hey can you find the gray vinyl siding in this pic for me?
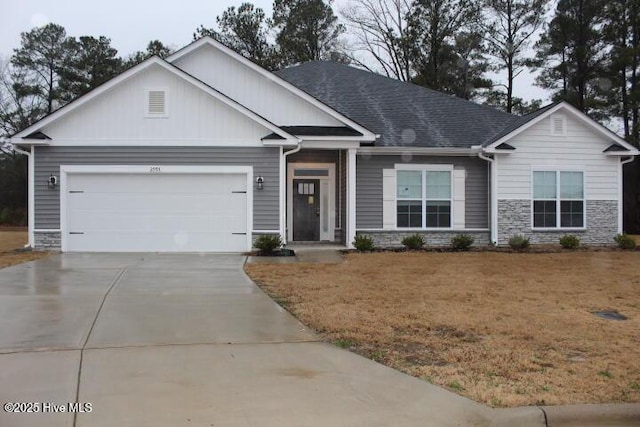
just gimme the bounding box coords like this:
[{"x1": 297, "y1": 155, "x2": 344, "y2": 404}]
[
  {"x1": 356, "y1": 155, "x2": 489, "y2": 229},
  {"x1": 34, "y1": 146, "x2": 280, "y2": 231}
]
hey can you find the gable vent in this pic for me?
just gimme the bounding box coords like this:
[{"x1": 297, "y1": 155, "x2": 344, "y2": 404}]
[
  {"x1": 147, "y1": 90, "x2": 166, "y2": 116},
  {"x1": 551, "y1": 114, "x2": 566, "y2": 136}
]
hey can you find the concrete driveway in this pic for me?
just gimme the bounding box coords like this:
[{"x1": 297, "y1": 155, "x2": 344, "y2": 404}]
[{"x1": 0, "y1": 254, "x2": 513, "y2": 427}]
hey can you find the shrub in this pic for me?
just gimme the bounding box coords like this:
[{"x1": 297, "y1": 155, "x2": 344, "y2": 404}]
[
  {"x1": 559, "y1": 234, "x2": 580, "y2": 249},
  {"x1": 401, "y1": 234, "x2": 425, "y2": 250},
  {"x1": 253, "y1": 234, "x2": 282, "y2": 254},
  {"x1": 353, "y1": 234, "x2": 375, "y2": 251},
  {"x1": 508, "y1": 234, "x2": 530, "y2": 250},
  {"x1": 451, "y1": 234, "x2": 474, "y2": 251},
  {"x1": 614, "y1": 233, "x2": 637, "y2": 250}
]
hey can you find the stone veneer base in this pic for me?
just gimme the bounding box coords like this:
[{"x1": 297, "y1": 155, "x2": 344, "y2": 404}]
[{"x1": 497, "y1": 199, "x2": 618, "y2": 246}]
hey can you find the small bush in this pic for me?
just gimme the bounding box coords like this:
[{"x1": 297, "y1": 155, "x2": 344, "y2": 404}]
[
  {"x1": 401, "y1": 234, "x2": 425, "y2": 250},
  {"x1": 559, "y1": 234, "x2": 580, "y2": 249},
  {"x1": 451, "y1": 234, "x2": 474, "y2": 251},
  {"x1": 614, "y1": 233, "x2": 637, "y2": 250},
  {"x1": 253, "y1": 234, "x2": 282, "y2": 254},
  {"x1": 508, "y1": 234, "x2": 530, "y2": 250},
  {"x1": 353, "y1": 234, "x2": 375, "y2": 251}
]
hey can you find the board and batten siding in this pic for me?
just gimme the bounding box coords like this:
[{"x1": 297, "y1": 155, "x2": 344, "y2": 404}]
[
  {"x1": 34, "y1": 146, "x2": 280, "y2": 231},
  {"x1": 41, "y1": 64, "x2": 272, "y2": 145},
  {"x1": 172, "y1": 44, "x2": 343, "y2": 128},
  {"x1": 496, "y1": 113, "x2": 620, "y2": 201},
  {"x1": 356, "y1": 155, "x2": 489, "y2": 229}
]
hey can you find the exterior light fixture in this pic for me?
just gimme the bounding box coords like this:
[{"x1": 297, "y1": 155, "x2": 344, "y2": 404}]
[
  {"x1": 256, "y1": 176, "x2": 264, "y2": 190},
  {"x1": 48, "y1": 175, "x2": 58, "y2": 189}
]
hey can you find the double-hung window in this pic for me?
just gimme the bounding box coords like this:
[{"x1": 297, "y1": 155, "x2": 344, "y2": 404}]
[
  {"x1": 397, "y1": 169, "x2": 452, "y2": 228},
  {"x1": 532, "y1": 171, "x2": 584, "y2": 229}
]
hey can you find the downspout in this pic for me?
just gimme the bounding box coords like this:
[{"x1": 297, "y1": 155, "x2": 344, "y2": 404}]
[
  {"x1": 281, "y1": 143, "x2": 302, "y2": 244},
  {"x1": 478, "y1": 151, "x2": 497, "y2": 245},
  {"x1": 11, "y1": 145, "x2": 33, "y2": 249},
  {"x1": 619, "y1": 156, "x2": 635, "y2": 233}
]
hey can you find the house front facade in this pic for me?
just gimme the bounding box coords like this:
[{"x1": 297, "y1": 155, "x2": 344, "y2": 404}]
[{"x1": 11, "y1": 37, "x2": 639, "y2": 252}]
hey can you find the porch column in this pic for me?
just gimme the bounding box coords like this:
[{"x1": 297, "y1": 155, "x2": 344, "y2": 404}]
[{"x1": 346, "y1": 148, "x2": 357, "y2": 248}]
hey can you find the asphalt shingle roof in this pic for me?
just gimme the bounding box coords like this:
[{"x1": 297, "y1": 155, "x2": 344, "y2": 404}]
[
  {"x1": 276, "y1": 61, "x2": 540, "y2": 148},
  {"x1": 263, "y1": 125, "x2": 362, "y2": 140}
]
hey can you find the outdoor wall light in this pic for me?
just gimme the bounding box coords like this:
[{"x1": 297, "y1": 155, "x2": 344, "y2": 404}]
[
  {"x1": 47, "y1": 175, "x2": 58, "y2": 189},
  {"x1": 256, "y1": 176, "x2": 264, "y2": 190}
]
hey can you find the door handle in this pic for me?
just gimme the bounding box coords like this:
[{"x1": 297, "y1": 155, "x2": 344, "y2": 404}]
[{"x1": 316, "y1": 208, "x2": 320, "y2": 216}]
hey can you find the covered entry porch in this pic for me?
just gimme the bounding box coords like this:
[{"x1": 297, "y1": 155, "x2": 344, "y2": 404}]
[{"x1": 283, "y1": 148, "x2": 356, "y2": 246}]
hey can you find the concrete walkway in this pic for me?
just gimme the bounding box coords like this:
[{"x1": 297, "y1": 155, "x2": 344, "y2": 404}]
[{"x1": 0, "y1": 254, "x2": 636, "y2": 426}]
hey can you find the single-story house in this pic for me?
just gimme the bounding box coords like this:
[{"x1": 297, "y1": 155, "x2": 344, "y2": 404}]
[{"x1": 11, "y1": 37, "x2": 639, "y2": 252}]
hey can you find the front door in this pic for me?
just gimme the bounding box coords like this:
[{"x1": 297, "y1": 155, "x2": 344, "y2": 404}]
[{"x1": 293, "y1": 179, "x2": 320, "y2": 241}]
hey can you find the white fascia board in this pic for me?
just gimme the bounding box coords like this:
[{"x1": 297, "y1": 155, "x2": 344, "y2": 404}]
[
  {"x1": 299, "y1": 140, "x2": 361, "y2": 149},
  {"x1": 482, "y1": 147, "x2": 516, "y2": 154},
  {"x1": 167, "y1": 37, "x2": 377, "y2": 141},
  {"x1": 605, "y1": 149, "x2": 640, "y2": 156},
  {"x1": 12, "y1": 56, "x2": 298, "y2": 145},
  {"x1": 263, "y1": 137, "x2": 365, "y2": 148},
  {"x1": 262, "y1": 141, "x2": 301, "y2": 147},
  {"x1": 487, "y1": 102, "x2": 638, "y2": 152},
  {"x1": 11, "y1": 140, "x2": 51, "y2": 147}
]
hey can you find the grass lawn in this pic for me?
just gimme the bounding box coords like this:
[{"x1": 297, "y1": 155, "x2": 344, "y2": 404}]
[
  {"x1": 245, "y1": 251, "x2": 640, "y2": 408},
  {"x1": 0, "y1": 229, "x2": 49, "y2": 268}
]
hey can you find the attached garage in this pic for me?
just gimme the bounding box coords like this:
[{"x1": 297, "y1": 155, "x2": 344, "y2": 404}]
[{"x1": 60, "y1": 165, "x2": 253, "y2": 252}]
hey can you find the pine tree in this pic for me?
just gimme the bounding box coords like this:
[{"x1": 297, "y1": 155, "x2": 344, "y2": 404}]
[{"x1": 533, "y1": 0, "x2": 608, "y2": 118}]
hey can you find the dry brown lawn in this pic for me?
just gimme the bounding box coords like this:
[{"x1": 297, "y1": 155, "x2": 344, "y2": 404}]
[
  {"x1": 246, "y1": 251, "x2": 640, "y2": 408},
  {"x1": 0, "y1": 229, "x2": 49, "y2": 268}
]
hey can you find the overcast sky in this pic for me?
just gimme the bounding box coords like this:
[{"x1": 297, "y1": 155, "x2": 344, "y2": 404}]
[{"x1": 0, "y1": 0, "x2": 549, "y2": 103}]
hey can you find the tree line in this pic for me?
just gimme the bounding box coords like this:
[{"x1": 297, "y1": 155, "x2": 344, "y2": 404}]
[{"x1": 1, "y1": 0, "x2": 639, "y2": 230}]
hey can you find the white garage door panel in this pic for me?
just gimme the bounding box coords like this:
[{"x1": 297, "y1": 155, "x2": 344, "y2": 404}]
[{"x1": 65, "y1": 172, "x2": 249, "y2": 252}]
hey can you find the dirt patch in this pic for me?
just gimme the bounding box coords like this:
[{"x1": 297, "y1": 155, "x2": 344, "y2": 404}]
[
  {"x1": 245, "y1": 251, "x2": 640, "y2": 407},
  {"x1": 0, "y1": 231, "x2": 50, "y2": 268}
]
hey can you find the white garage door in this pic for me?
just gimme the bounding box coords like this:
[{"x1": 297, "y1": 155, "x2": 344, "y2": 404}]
[{"x1": 64, "y1": 172, "x2": 249, "y2": 252}]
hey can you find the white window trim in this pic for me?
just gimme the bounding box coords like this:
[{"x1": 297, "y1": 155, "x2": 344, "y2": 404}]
[
  {"x1": 531, "y1": 168, "x2": 586, "y2": 231},
  {"x1": 145, "y1": 88, "x2": 169, "y2": 118},
  {"x1": 394, "y1": 164, "x2": 454, "y2": 230}
]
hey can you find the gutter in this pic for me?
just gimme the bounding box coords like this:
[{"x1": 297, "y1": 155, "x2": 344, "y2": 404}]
[
  {"x1": 281, "y1": 143, "x2": 303, "y2": 244},
  {"x1": 10, "y1": 145, "x2": 33, "y2": 248},
  {"x1": 477, "y1": 150, "x2": 497, "y2": 245},
  {"x1": 621, "y1": 156, "x2": 635, "y2": 166}
]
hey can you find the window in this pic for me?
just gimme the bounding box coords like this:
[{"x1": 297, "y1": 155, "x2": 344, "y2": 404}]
[
  {"x1": 532, "y1": 171, "x2": 584, "y2": 228},
  {"x1": 397, "y1": 169, "x2": 451, "y2": 228}
]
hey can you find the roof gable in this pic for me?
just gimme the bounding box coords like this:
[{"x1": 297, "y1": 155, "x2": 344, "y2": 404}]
[
  {"x1": 485, "y1": 102, "x2": 639, "y2": 154},
  {"x1": 167, "y1": 37, "x2": 376, "y2": 140},
  {"x1": 12, "y1": 56, "x2": 297, "y2": 145}
]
